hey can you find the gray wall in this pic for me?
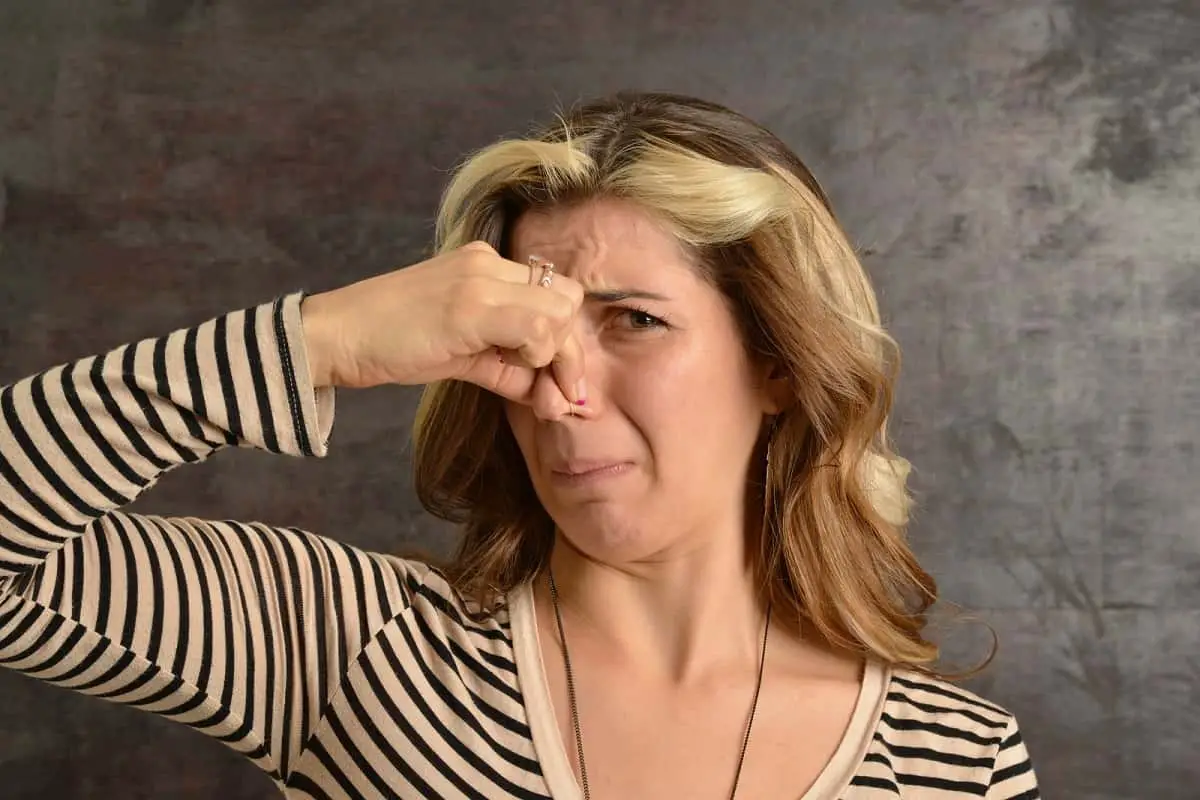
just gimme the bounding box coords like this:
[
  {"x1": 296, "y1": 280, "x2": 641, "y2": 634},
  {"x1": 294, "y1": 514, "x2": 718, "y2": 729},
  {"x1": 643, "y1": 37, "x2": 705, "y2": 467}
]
[{"x1": 1, "y1": 1, "x2": 1196, "y2": 797}]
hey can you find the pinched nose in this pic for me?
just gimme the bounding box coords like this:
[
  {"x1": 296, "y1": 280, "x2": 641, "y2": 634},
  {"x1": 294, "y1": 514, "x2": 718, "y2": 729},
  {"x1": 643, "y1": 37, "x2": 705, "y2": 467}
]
[{"x1": 528, "y1": 367, "x2": 600, "y2": 422}]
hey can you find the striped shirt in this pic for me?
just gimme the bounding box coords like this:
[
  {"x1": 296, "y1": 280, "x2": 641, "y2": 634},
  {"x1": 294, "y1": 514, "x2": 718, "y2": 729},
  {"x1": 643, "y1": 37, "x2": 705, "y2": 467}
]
[{"x1": 0, "y1": 293, "x2": 1040, "y2": 799}]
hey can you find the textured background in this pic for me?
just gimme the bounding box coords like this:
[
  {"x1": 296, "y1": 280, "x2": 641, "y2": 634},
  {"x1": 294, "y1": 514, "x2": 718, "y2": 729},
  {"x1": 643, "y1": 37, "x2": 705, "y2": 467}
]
[{"x1": 1, "y1": 0, "x2": 1198, "y2": 798}]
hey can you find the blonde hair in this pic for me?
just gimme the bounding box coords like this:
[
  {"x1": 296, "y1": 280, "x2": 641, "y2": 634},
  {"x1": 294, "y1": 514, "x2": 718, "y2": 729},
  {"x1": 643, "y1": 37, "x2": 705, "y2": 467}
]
[{"x1": 413, "y1": 92, "x2": 975, "y2": 677}]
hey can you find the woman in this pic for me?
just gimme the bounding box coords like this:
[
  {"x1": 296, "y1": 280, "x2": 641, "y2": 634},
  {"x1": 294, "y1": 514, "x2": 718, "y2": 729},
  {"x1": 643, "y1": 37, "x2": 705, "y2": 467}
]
[{"x1": 0, "y1": 92, "x2": 1038, "y2": 799}]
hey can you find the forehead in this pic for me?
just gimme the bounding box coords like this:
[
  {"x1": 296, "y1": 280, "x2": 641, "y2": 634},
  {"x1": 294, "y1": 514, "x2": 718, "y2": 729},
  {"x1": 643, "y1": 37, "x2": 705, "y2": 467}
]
[{"x1": 509, "y1": 198, "x2": 698, "y2": 286}]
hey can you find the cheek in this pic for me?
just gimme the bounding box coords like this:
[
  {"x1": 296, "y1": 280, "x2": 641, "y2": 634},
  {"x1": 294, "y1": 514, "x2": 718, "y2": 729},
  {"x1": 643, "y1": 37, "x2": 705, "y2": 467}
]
[
  {"x1": 610, "y1": 347, "x2": 699, "y2": 424},
  {"x1": 612, "y1": 340, "x2": 760, "y2": 447},
  {"x1": 503, "y1": 403, "x2": 537, "y2": 464}
]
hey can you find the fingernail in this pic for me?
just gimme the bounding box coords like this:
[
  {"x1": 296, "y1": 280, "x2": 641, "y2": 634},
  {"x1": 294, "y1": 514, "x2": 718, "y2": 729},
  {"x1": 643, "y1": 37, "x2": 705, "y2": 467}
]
[{"x1": 574, "y1": 378, "x2": 587, "y2": 405}]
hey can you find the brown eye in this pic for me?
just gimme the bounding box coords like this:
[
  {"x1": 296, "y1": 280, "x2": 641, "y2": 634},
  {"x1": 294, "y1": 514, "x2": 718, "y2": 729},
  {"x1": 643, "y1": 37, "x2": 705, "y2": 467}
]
[{"x1": 618, "y1": 308, "x2": 668, "y2": 330}]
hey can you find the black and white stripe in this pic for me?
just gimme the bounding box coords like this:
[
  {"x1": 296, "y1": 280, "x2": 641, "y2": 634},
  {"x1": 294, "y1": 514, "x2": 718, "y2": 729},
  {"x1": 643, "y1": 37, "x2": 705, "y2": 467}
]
[{"x1": 849, "y1": 673, "x2": 1039, "y2": 798}]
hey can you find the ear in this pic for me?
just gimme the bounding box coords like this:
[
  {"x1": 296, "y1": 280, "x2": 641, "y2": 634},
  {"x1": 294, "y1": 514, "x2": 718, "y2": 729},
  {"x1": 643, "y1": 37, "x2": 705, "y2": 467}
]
[{"x1": 756, "y1": 359, "x2": 795, "y2": 416}]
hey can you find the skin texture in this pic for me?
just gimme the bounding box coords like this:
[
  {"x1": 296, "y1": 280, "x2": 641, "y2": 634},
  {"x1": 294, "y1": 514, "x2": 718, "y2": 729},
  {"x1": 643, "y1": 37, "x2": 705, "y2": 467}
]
[{"x1": 505, "y1": 198, "x2": 863, "y2": 798}]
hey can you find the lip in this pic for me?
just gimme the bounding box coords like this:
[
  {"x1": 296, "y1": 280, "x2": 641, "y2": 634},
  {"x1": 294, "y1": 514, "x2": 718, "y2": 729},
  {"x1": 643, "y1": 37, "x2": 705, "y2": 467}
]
[{"x1": 549, "y1": 461, "x2": 634, "y2": 485}]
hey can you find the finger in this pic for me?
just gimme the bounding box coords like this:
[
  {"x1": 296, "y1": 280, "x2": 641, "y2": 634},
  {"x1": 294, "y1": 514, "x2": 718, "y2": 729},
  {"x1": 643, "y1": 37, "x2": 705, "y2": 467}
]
[
  {"x1": 459, "y1": 245, "x2": 536, "y2": 286},
  {"x1": 460, "y1": 247, "x2": 584, "y2": 313},
  {"x1": 467, "y1": 280, "x2": 577, "y2": 352},
  {"x1": 492, "y1": 312, "x2": 583, "y2": 399},
  {"x1": 455, "y1": 329, "x2": 593, "y2": 418},
  {"x1": 476, "y1": 306, "x2": 560, "y2": 367},
  {"x1": 530, "y1": 367, "x2": 580, "y2": 421},
  {"x1": 464, "y1": 349, "x2": 539, "y2": 402},
  {"x1": 549, "y1": 330, "x2": 587, "y2": 407},
  {"x1": 462, "y1": 351, "x2": 591, "y2": 420},
  {"x1": 516, "y1": 319, "x2": 559, "y2": 371}
]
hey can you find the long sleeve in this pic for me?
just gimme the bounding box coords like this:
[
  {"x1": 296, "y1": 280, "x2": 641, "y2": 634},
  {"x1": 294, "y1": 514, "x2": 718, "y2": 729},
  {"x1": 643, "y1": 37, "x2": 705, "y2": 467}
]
[
  {"x1": 0, "y1": 293, "x2": 415, "y2": 787},
  {"x1": 985, "y1": 715, "x2": 1040, "y2": 799}
]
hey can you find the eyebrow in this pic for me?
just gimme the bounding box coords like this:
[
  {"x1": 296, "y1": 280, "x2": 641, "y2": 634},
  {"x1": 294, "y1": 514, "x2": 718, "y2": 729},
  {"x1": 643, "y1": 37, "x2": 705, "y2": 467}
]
[{"x1": 584, "y1": 289, "x2": 672, "y2": 303}]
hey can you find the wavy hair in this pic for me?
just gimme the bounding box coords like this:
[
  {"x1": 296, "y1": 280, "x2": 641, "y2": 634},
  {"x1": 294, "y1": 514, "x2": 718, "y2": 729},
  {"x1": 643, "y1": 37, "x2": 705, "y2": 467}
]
[{"x1": 412, "y1": 91, "x2": 974, "y2": 676}]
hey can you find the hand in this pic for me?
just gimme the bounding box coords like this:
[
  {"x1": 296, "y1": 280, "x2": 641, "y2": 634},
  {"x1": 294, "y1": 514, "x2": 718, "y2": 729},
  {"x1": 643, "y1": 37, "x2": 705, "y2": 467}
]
[{"x1": 300, "y1": 241, "x2": 588, "y2": 414}]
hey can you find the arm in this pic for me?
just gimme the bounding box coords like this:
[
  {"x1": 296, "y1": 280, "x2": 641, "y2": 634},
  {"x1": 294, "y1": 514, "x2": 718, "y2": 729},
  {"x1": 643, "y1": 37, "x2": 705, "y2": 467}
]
[
  {"x1": 0, "y1": 293, "x2": 414, "y2": 786},
  {"x1": 986, "y1": 715, "x2": 1040, "y2": 799}
]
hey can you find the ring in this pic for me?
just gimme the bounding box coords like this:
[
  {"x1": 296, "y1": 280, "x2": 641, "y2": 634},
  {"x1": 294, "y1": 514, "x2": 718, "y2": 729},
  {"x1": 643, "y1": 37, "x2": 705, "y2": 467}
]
[{"x1": 528, "y1": 255, "x2": 555, "y2": 289}]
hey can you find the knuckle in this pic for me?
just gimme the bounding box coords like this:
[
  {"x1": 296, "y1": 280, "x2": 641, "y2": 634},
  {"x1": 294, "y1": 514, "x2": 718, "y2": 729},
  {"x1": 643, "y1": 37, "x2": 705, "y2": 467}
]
[
  {"x1": 529, "y1": 315, "x2": 552, "y2": 342},
  {"x1": 549, "y1": 293, "x2": 576, "y2": 323},
  {"x1": 461, "y1": 254, "x2": 491, "y2": 277},
  {"x1": 458, "y1": 243, "x2": 499, "y2": 276},
  {"x1": 565, "y1": 279, "x2": 585, "y2": 309},
  {"x1": 528, "y1": 344, "x2": 555, "y2": 368},
  {"x1": 461, "y1": 240, "x2": 495, "y2": 255}
]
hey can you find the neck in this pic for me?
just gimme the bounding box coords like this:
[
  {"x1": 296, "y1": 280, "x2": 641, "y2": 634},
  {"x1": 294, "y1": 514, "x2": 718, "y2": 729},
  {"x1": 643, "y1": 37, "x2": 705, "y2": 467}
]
[{"x1": 542, "y1": 531, "x2": 770, "y2": 685}]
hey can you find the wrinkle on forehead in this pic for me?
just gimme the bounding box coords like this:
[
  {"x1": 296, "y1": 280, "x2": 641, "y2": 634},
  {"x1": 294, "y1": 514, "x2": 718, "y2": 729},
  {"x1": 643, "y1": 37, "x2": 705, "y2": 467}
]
[{"x1": 510, "y1": 198, "x2": 694, "y2": 283}]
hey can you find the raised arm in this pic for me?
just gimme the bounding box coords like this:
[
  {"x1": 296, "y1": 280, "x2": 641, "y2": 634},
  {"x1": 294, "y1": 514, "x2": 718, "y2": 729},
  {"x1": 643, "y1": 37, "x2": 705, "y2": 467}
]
[
  {"x1": 0, "y1": 293, "x2": 416, "y2": 785},
  {"x1": 0, "y1": 292, "x2": 328, "y2": 562}
]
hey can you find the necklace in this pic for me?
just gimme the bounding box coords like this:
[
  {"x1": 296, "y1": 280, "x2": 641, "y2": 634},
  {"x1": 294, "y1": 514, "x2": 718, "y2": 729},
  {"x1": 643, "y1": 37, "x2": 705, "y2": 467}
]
[{"x1": 547, "y1": 570, "x2": 772, "y2": 800}]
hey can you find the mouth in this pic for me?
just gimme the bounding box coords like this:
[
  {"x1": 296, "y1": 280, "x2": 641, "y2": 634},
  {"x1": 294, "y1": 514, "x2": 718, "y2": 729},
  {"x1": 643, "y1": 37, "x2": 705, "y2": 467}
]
[{"x1": 549, "y1": 461, "x2": 634, "y2": 485}]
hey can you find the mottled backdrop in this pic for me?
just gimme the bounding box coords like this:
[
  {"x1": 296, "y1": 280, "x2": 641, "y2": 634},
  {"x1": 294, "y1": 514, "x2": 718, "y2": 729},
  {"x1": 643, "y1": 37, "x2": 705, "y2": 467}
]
[{"x1": 1, "y1": 0, "x2": 1197, "y2": 798}]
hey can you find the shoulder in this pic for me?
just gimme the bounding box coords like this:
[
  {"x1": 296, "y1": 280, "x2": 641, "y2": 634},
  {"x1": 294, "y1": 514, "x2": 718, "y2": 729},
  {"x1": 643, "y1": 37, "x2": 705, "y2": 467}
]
[
  {"x1": 856, "y1": 668, "x2": 1033, "y2": 795},
  {"x1": 882, "y1": 668, "x2": 1017, "y2": 736}
]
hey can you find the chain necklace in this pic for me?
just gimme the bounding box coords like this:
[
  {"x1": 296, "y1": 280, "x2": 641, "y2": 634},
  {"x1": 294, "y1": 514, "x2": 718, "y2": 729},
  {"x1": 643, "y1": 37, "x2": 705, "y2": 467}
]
[{"x1": 547, "y1": 570, "x2": 772, "y2": 800}]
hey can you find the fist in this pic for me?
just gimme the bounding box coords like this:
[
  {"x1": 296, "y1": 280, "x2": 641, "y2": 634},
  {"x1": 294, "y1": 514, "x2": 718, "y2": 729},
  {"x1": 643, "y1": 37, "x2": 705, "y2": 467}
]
[{"x1": 300, "y1": 242, "x2": 589, "y2": 415}]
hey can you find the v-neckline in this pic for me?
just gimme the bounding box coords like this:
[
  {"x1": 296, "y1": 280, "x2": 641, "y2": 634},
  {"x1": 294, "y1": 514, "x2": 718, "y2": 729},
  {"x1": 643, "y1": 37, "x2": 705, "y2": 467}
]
[{"x1": 507, "y1": 581, "x2": 889, "y2": 800}]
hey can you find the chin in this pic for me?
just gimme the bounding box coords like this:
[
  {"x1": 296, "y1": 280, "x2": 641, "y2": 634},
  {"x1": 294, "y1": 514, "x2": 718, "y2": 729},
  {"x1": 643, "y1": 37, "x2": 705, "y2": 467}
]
[{"x1": 555, "y1": 511, "x2": 665, "y2": 564}]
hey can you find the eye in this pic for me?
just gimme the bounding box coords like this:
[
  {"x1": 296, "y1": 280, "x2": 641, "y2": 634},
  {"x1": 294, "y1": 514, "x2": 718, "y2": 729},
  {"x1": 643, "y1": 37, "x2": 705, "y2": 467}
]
[{"x1": 615, "y1": 306, "x2": 669, "y2": 330}]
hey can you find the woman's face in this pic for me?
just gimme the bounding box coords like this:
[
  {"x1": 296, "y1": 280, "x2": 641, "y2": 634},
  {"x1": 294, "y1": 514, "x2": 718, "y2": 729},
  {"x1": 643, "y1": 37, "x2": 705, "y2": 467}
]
[{"x1": 505, "y1": 197, "x2": 782, "y2": 565}]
